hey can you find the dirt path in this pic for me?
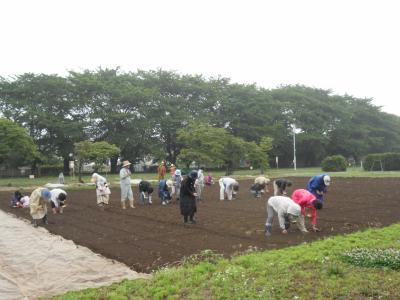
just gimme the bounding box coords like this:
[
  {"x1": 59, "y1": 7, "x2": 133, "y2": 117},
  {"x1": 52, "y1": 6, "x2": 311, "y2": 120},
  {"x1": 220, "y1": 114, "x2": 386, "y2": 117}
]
[
  {"x1": 1, "y1": 177, "x2": 399, "y2": 274},
  {"x1": 0, "y1": 210, "x2": 149, "y2": 300}
]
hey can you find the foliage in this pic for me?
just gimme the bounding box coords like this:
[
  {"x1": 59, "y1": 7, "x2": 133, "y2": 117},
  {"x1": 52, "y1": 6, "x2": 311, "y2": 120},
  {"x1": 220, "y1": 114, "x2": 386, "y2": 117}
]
[
  {"x1": 0, "y1": 118, "x2": 38, "y2": 167},
  {"x1": 74, "y1": 140, "x2": 120, "y2": 179},
  {"x1": 177, "y1": 123, "x2": 258, "y2": 175},
  {"x1": 341, "y1": 248, "x2": 400, "y2": 270},
  {"x1": 2, "y1": 71, "x2": 400, "y2": 170},
  {"x1": 321, "y1": 155, "x2": 347, "y2": 172}
]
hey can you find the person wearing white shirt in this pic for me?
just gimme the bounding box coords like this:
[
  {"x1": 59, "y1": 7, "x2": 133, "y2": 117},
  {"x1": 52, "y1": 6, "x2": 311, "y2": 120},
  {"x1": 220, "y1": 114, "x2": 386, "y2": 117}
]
[
  {"x1": 50, "y1": 188, "x2": 67, "y2": 214},
  {"x1": 265, "y1": 196, "x2": 308, "y2": 236},
  {"x1": 219, "y1": 177, "x2": 239, "y2": 200}
]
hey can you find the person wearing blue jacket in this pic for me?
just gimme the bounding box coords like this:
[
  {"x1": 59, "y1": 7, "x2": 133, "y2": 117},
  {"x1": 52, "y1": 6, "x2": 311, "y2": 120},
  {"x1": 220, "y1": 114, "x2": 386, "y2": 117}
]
[{"x1": 306, "y1": 174, "x2": 331, "y2": 202}]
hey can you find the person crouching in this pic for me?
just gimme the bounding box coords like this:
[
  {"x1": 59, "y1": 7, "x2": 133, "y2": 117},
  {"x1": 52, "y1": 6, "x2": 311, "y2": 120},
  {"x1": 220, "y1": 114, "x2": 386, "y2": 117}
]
[
  {"x1": 139, "y1": 180, "x2": 154, "y2": 205},
  {"x1": 50, "y1": 188, "x2": 67, "y2": 214},
  {"x1": 158, "y1": 179, "x2": 172, "y2": 205},
  {"x1": 264, "y1": 196, "x2": 308, "y2": 236},
  {"x1": 273, "y1": 178, "x2": 292, "y2": 196},
  {"x1": 30, "y1": 187, "x2": 52, "y2": 227}
]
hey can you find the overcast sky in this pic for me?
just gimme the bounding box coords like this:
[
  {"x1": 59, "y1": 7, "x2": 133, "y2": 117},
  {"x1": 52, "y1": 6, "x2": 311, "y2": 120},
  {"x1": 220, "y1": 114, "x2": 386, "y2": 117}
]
[{"x1": 1, "y1": 0, "x2": 400, "y2": 116}]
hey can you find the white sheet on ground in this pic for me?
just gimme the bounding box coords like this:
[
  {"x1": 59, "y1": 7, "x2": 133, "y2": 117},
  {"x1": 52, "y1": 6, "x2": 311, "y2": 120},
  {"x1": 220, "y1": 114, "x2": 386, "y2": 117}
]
[{"x1": 0, "y1": 210, "x2": 150, "y2": 300}]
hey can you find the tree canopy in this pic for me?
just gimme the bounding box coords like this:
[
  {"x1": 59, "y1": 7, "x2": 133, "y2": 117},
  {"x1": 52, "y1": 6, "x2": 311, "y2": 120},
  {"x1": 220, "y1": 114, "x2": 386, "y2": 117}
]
[
  {"x1": 1, "y1": 69, "x2": 399, "y2": 171},
  {"x1": 0, "y1": 118, "x2": 38, "y2": 167}
]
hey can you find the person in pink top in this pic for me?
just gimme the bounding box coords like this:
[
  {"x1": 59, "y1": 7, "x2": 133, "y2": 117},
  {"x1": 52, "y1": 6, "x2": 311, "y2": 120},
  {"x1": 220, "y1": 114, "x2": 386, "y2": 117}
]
[{"x1": 291, "y1": 189, "x2": 323, "y2": 232}]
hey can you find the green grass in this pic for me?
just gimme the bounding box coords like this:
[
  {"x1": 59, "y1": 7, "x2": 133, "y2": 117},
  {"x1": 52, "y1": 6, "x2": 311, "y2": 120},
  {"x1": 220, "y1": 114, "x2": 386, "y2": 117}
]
[
  {"x1": 3, "y1": 167, "x2": 400, "y2": 189},
  {"x1": 52, "y1": 224, "x2": 400, "y2": 299}
]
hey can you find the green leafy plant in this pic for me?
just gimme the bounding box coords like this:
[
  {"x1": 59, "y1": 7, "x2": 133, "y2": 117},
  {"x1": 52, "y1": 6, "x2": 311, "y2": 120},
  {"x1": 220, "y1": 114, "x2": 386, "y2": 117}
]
[{"x1": 321, "y1": 155, "x2": 347, "y2": 172}]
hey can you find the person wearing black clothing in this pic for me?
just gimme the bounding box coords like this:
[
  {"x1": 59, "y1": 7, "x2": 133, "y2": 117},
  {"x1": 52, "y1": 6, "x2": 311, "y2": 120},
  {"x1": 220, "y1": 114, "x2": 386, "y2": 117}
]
[
  {"x1": 273, "y1": 178, "x2": 292, "y2": 196},
  {"x1": 138, "y1": 180, "x2": 154, "y2": 205},
  {"x1": 180, "y1": 171, "x2": 198, "y2": 224}
]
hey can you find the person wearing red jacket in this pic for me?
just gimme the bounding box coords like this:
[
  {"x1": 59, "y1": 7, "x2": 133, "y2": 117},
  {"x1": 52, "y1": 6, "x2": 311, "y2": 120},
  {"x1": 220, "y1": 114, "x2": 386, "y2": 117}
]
[{"x1": 291, "y1": 189, "x2": 323, "y2": 232}]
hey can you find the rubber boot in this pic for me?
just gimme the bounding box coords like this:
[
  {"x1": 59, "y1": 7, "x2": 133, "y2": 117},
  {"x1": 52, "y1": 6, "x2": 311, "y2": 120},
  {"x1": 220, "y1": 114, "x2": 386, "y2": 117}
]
[
  {"x1": 42, "y1": 215, "x2": 48, "y2": 225},
  {"x1": 265, "y1": 225, "x2": 272, "y2": 237},
  {"x1": 129, "y1": 199, "x2": 135, "y2": 208},
  {"x1": 121, "y1": 201, "x2": 126, "y2": 210}
]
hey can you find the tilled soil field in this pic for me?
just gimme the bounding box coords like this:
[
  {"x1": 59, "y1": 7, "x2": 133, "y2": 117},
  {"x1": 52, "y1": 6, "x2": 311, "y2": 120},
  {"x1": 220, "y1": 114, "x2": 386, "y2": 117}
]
[{"x1": 1, "y1": 177, "x2": 399, "y2": 273}]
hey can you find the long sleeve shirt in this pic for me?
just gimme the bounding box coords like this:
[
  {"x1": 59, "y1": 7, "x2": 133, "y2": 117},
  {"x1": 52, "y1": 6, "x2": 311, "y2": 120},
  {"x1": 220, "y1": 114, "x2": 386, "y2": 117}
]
[
  {"x1": 307, "y1": 174, "x2": 328, "y2": 196},
  {"x1": 119, "y1": 168, "x2": 131, "y2": 186},
  {"x1": 291, "y1": 189, "x2": 317, "y2": 225},
  {"x1": 268, "y1": 196, "x2": 301, "y2": 230}
]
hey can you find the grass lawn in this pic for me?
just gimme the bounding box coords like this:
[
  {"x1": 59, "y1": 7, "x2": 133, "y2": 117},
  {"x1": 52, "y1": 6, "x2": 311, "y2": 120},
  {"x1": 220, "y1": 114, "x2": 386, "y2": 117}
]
[
  {"x1": 2, "y1": 167, "x2": 400, "y2": 189},
  {"x1": 53, "y1": 224, "x2": 400, "y2": 299}
]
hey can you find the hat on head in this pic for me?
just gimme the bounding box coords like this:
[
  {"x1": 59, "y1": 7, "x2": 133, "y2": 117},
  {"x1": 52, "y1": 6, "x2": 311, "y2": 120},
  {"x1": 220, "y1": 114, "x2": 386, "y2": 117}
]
[
  {"x1": 175, "y1": 169, "x2": 181, "y2": 176},
  {"x1": 41, "y1": 188, "x2": 51, "y2": 200},
  {"x1": 188, "y1": 170, "x2": 198, "y2": 180},
  {"x1": 323, "y1": 175, "x2": 331, "y2": 186},
  {"x1": 122, "y1": 160, "x2": 131, "y2": 167}
]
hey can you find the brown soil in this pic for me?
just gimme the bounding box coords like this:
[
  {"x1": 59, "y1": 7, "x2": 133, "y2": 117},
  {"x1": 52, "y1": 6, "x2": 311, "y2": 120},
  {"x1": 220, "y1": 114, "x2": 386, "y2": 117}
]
[{"x1": 1, "y1": 177, "x2": 399, "y2": 273}]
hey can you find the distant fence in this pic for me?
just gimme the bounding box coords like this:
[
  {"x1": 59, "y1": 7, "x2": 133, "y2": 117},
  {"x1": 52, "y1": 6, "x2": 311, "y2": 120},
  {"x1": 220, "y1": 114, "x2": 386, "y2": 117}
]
[{"x1": 0, "y1": 167, "x2": 33, "y2": 178}]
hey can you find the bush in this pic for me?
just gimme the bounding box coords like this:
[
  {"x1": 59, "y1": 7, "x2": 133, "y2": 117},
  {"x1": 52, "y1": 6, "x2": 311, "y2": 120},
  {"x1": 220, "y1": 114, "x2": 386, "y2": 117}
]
[
  {"x1": 341, "y1": 248, "x2": 400, "y2": 270},
  {"x1": 363, "y1": 153, "x2": 400, "y2": 171},
  {"x1": 321, "y1": 155, "x2": 347, "y2": 172}
]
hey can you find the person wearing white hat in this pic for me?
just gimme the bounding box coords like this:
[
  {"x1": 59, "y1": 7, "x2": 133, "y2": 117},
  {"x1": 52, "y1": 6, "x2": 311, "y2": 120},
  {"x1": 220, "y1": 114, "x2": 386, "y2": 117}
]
[
  {"x1": 29, "y1": 187, "x2": 52, "y2": 227},
  {"x1": 306, "y1": 174, "x2": 331, "y2": 203},
  {"x1": 171, "y1": 169, "x2": 183, "y2": 201},
  {"x1": 91, "y1": 173, "x2": 111, "y2": 209},
  {"x1": 119, "y1": 160, "x2": 135, "y2": 209}
]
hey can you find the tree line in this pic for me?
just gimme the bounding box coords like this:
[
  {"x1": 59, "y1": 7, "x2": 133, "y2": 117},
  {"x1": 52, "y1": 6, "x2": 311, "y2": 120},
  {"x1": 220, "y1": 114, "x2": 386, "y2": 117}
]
[{"x1": 1, "y1": 68, "x2": 400, "y2": 173}]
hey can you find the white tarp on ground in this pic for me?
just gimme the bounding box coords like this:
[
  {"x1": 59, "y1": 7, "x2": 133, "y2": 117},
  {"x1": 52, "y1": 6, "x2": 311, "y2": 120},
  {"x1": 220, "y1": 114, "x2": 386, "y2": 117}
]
[{"x1": 0, "y1": 210, "x2": 150, "y2": 300}]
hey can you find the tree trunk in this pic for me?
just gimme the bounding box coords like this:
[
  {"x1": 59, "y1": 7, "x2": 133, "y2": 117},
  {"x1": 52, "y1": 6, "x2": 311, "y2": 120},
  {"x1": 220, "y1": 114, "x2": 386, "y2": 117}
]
[{"x1": 63, "y1": 157, "x2": 69, "y2": 174}]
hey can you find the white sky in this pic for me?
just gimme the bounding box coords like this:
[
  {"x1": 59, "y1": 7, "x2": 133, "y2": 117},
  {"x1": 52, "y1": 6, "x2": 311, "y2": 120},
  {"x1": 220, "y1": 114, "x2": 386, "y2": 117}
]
[{"x1": 1, "y1": 0, "x2": 400, "y2": 116}]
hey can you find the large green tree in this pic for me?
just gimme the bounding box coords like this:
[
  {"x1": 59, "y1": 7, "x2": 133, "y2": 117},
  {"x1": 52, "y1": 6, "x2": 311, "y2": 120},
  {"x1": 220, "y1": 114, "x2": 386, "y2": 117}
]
[
  {"x1": 74, "y1": 140, "x2": 120, "y2": 180},
  {"x1": 0, "y1": 119, "x2": 38, "y2": 167}
]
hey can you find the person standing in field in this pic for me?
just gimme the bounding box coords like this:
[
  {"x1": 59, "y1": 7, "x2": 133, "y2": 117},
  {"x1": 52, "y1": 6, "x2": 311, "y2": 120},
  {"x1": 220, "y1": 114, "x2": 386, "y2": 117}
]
[
  {"x1": 169, "y1": 163, "x2": 176, "y2": 177},
  {"x1": 171, "y1": 169, "x2": 183, "y2": 201},
  {"x1": 120, "y1": 160, "x2": 135, "y2": 209},
  {"x1": 30, "y1": 187, "x2": 52, "y2": 227},
  {"x1": 195, "y1": 167, "x2": 205, "y2": 201},
  {"x1": 219, "y1": 177, "x2": 239, "y2": 201},
  {"x1": 291, "y1": 189, "x2": 323, "y2": 232},
  {"x1": 307, "y1": 174, "x2": 331, "y2": 203},
  {"x1": 180, "y1": 171, "x2": 198, "y2": 224},
  {"x1": 157, "y1": 161, "x2": 167, "y2": 180},
  {"x1": 273, "y1": 178, "x2": 292, "y2": 196},
  {"x1": 91, "y1": 173, "x2": 111, "y2": 209},
  {"x1": 264, "y1": 195, "x2": 308, "y2": 237}
]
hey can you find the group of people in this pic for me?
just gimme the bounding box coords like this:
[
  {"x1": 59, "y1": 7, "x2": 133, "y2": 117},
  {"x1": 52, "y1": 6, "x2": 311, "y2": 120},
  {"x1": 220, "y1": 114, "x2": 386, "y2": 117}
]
[
  {"x1": 18, "y1": 156, "x2": 331, "y2": 233},
  {"x1": 263, "y1": 174, "x2": 331, "y2": 236},
  {"x1": 11, "y1": 187, "x2": 68, "y2": 227}
]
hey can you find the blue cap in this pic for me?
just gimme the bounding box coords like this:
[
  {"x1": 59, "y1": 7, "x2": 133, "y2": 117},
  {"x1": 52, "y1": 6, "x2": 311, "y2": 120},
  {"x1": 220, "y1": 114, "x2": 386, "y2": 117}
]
[{"x1": 41, "y1": 188, "x2": 51, "y2": 199}]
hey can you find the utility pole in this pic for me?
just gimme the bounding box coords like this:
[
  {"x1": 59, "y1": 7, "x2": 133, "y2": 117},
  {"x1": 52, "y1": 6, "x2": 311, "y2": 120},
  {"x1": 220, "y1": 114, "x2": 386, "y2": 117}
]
[{"x1": 292, "y1": 125, "x2": 297, "y2": 170}]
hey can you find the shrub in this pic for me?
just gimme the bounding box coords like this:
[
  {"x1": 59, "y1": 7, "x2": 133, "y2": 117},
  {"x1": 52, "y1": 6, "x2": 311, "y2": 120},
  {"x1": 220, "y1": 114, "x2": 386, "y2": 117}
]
[
  {"x1": 363, "y1": 153, "x2": 400, "y2": 171},
  {"x1": 321, "y1": 155, "x2": 347, "y2": 172},
  {"x1": 341, "y1": 248, "x2": 400, "y2": 270}
]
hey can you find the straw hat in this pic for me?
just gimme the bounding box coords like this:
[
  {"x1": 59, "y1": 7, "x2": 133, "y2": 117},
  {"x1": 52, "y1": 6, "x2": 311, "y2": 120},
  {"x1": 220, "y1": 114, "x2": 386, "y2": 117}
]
[{"x1": 122, "y1": 160, "x2": 131, "y2": 167}]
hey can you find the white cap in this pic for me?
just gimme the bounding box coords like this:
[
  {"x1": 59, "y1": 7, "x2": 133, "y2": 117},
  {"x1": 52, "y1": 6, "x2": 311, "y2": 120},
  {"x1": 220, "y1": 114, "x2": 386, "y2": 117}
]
[{"x1": 323, "y1": 175, "x2": 331, "y2": 186}]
